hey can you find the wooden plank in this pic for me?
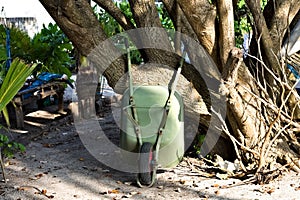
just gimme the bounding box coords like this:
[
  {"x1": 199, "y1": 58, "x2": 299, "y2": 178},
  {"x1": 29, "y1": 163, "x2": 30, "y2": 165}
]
[
  {"x1": 15, "y1": 105, "x2": 24, "y2": 128},
  {"x1": 10, "y1": 81, "x2": 66, "y2": 128}
]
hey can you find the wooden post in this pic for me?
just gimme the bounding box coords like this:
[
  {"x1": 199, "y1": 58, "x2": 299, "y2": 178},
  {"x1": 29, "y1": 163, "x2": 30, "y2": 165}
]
[
  {"x1": 57, "y1": 85, "x2": 65, "y2": 114},
  {"x1": 11, "y1": 97, "x2": 25, "y2": 129}
]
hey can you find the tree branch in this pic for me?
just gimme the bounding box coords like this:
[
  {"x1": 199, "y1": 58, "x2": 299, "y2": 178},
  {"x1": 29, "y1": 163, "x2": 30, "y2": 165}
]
[
  {"x1": 245, "y1": 0, "x2": 282, "y2": 76},
  {"x1": 128, "y1": 0, "x2": 174, "y2": 63},
  {"x1": 216, "y1": 0, "x2": 235, "y2": 72},
  {"x1": 264, "y1": 0, "x2": 300, "y2": 53},
  {"x1": 161, "y1": 0, "x2": 198, "y2": 42},
  {"x1": 177, "y1": 0, "x2": 216, "y2": 55},
  {"x1": 93, "y1": 0, "x2": 136, "y2": 30}
]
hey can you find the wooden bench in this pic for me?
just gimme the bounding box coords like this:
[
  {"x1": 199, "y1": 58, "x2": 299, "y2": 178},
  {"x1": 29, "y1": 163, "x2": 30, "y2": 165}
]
[{"x1": 9, "y1": 81, "x2": 65, "y2": 128}]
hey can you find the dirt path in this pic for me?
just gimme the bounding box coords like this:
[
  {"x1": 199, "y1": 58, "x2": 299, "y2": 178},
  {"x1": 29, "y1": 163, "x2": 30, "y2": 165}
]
[{"x1": 0, "y1": 103, "x2": 299, "y2": 200}]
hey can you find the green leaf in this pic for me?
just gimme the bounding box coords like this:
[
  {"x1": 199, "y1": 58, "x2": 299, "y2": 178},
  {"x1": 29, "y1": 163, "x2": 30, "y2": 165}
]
[
  {"x1": 2, "y1": 106, "x2": 10, "y2": 127},
  {"x1": 18, "y1": 143, "x2": 26, "y2": 152},
  {"x1": 0, "y1": 59, "x2": 36, "y2": 126}
]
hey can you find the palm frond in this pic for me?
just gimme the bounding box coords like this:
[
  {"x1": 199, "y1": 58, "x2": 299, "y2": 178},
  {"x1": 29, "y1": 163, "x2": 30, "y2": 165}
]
[{"x1": 0, "y1": 59, "x2": 36, "y2": 126}]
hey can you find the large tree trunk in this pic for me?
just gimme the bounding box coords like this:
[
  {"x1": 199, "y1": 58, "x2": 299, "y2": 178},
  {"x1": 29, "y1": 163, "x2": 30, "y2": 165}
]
[{"x1": 39, "y1": 0, "x2": 126, "y2": 88}]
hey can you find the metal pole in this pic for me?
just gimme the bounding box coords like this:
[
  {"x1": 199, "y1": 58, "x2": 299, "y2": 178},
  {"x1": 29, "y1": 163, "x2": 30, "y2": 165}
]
[
  {"x1": 5, "y1": 27, "x2": 12, "y2": 71},
  {"x1": 124, "y1": 37, "x2": 143, "y2": 147}
]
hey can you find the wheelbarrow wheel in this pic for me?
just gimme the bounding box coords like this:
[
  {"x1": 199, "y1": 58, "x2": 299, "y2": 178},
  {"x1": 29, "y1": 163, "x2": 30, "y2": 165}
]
[{"x1": 138, "y1": 142, "x2": 154, "y2": 186}]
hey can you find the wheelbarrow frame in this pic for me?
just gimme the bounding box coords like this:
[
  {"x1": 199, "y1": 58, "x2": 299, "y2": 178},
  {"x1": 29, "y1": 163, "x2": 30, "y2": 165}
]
[{"x1": 120, "y1": 38, "x2": 185, "y2": 187}]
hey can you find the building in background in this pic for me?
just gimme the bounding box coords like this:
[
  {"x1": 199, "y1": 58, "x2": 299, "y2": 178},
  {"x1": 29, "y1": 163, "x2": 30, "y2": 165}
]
[
  {"x1": 0, "y1": 0, "x2": 53, "y2": 37},
  {"x1": 0, "y1": 16, "x2": 38, "y2": 37}
]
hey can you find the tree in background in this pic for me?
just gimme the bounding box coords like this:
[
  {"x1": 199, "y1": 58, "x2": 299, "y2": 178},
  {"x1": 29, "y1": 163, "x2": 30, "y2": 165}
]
[
  {"x1": 0, "y1": 23, "x2": 74, "y2": 77},
  {"x1": 39, "y1": 0, "x2": 300, "y2": 180}
]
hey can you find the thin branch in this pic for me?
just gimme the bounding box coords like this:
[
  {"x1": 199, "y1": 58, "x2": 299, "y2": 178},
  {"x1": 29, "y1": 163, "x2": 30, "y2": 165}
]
[
  {"x1": 0, "y1": 149, "x2": 6, "y2": 183},
  {"x1": 245, "y1": 52, "x2": 281, "y2": 83},
  {"x1": 256, "y1": 77, "x2": 299, "y2": 172},
  {"x1": 241, "y1": 84, "x2": 300, "y2": 130},
  {"x1": 211, "y1": 108, "x2": 259, "y2": 172}
]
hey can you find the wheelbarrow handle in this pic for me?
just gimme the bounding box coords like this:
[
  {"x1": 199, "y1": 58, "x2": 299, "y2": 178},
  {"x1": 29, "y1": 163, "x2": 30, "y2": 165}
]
[{"x1": 124, "y1": 37, "x2": 129, "y2": 50}]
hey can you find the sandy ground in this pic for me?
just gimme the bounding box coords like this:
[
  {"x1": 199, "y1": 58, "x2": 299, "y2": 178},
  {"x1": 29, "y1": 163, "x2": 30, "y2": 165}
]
[{"x1": 0, "y1": 103, "x2": 299, "y2": 200}]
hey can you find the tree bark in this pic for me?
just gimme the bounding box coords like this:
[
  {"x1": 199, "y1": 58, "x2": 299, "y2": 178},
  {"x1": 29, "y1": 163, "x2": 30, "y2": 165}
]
[
  {"x1": 128, "y1": 0, "x2": 175, "y2": 64},
  {"x1": 161, "y1": 0, "x2": 198, "y2": 42},
  {"x1": 221, "y1": 48, "x2": 263, "y2": 148},
  {"x1": 177, "y1": 0, "x2": 217, "y2": 56},
  {"x1": 216, "y1": 0, "x2": 235, "y2": 71}
]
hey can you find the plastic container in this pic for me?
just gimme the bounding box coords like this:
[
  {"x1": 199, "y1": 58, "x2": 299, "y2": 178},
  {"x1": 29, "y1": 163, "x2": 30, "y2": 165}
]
[{"x1": 120, "y1": 85, "x2": 184, "y2": 168}]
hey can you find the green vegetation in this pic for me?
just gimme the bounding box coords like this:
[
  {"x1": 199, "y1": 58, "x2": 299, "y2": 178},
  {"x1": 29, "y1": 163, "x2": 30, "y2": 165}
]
[
  {"x1": 0, "y1": 23, "x2": 74, "y2": 77},
  {"x1": 0, "y1": 59, "x2": 36, "y2": 182},
  {"x1": 0, "y1": 132, "x2": 25, "y2": 158},
  {"x1": 234, "y1": 0, "x2": 268, "y2": 47},
  {"x1": 31, "y1": 23, "x2": 74, "y2": 77},
  {"x1": 234, "y1": 0, "x2": 252, "y2": 47},
  {"x1": 0, "y1": 21, "x2": 73, "y2": 173}
]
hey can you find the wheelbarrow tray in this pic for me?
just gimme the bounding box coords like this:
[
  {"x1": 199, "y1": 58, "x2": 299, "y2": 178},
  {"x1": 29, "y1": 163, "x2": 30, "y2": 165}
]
[{"x1": 120, "y1": 85, "x2": 184, "y2": 168}]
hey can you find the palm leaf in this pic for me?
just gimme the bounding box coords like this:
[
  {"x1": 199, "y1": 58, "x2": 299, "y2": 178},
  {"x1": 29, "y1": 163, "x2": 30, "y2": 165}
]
[
  {"x1": 1, "y1": 107, "x2": 10, "y2": 127},
  {"x1": 0, "y1": 59, "x2": 36, "y2": 126}
]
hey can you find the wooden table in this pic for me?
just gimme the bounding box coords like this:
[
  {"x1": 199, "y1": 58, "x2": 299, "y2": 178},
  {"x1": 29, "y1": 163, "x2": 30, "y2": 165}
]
[{"x1": 10, "y1": 81, "x2": 65, "y2": 128}]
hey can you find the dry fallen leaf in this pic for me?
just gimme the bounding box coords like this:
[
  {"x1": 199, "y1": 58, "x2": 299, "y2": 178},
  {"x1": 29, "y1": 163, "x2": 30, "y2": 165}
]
[
  {"x1": 266, "y1": 187, "x2": 275, "y2": 194},
  {"x1": 199, "y1": 194, "x2": 209, "y2": 199},
  {"x1": 130, "y1": 191, "x2": 139, "y2": 195},
  {"x1": 99, "y1": 191, "x2": 107, "y2": 195},
  {"x1": 4, "y1": 162, "x2": 10, "y2": 167},
  {"x1": 41, "y1": 189, "x2": 47, "y2": 195},
  {"x1": 43, "y1": 143, "x2": 53, "y2": 148},
  {"x1": 109, "y1": 189, "x2": 119, "y2": 194},
  {"x1": 216, "y1": 173, "x2": 229, "y2": 180}
]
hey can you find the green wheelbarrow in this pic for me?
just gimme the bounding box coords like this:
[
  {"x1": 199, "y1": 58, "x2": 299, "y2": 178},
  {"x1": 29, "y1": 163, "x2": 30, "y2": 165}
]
[{"x1": 120, "y1": 39, "x2": 185, "y2": 187}]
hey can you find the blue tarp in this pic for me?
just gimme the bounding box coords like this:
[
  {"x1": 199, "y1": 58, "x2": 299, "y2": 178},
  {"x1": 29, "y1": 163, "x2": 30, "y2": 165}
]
[
  {"x1": 28, "y1": 72, "x2": 63, "y2": 88},
  {"x1": 287, "y1": 64, "x2": 300, "y2": 79},
  {"x1": 286, "y1": 65, "x2": 300, "y2": 95},
  {"x1": 20, "y1": 72, "x2": 65, "y2": 99}
]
